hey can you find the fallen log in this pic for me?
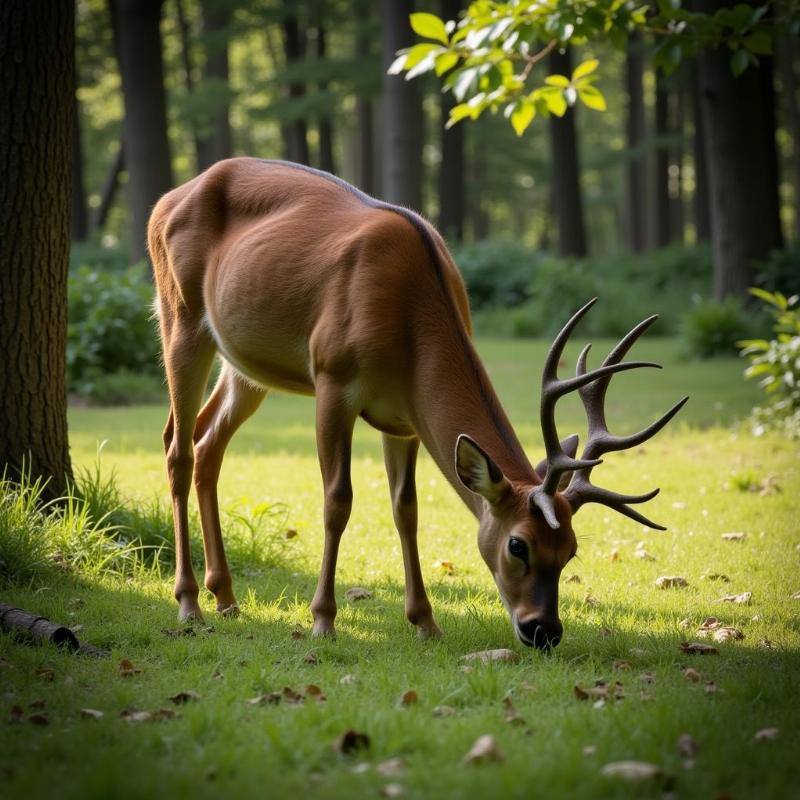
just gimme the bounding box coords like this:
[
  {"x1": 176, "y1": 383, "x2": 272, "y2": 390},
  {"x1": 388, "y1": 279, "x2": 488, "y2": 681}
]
[{"x1": 0, "y1": 602, "x2": 78, "y2": 651}]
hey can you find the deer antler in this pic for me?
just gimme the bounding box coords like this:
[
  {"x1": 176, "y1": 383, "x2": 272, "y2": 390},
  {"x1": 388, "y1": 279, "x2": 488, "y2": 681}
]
[
  {"x1": 561, "y1": 316, "x2": 689, "y2": 530},
  {"x1": 529, "y1": 298, "x2": 661, "y2": 529}
]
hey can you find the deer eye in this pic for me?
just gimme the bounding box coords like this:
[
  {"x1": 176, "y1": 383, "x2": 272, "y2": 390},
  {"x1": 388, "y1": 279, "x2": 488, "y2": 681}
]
[{"x1": 508, "y1": 537, "x2": 528, "y2": 562}]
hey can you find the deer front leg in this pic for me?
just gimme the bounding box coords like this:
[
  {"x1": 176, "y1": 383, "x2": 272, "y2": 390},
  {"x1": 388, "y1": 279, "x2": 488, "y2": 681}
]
[
  {"x1": 382, "y1": 434, "x2": 442, "y2": 640},
  {"x1": 310, "y1": 377, "x2": 357, "y2": 637}
]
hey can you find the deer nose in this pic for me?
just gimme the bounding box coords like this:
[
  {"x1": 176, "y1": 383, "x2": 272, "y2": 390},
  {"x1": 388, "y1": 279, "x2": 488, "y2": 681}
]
[{"x1": 516, "y1": 616, "x2": 563, "y2": 649}]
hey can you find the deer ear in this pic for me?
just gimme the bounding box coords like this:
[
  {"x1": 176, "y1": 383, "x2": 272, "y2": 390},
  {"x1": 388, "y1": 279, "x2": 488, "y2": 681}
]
[
  {"x1": 455, "y1": 435, "x2": 511, "y2": 506},
  {"x1": 534, "y1": 433, "x2": 579, "y2": 491}
]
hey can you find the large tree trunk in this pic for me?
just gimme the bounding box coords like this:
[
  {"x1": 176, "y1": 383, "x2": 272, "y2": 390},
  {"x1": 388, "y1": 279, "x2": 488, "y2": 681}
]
[
  {"x1": 354, "y1": 8, "x2": 375, "y2": 193},
  {"x1": 380, "y1": 0, "x2": 423, "y2": 209},
  {"x1": 690, "y1": 64, "x2": 711, "y2": 242},
  {"x1": 112, "y1": 0, "x2": 173, "y2": 265},
  {"x1": 91, "y1": 143, "x2": 125, "y2": 232},
  {"x1": 651, "y1": 73, "x2": 671, "y2": 248},
  {"x1": 779, "y1": 36, "x2": 800, "y2": 240},
  {"x1": 0, "y1": 0, "x2": 74, "y2": 496},
  {"x1": 437, "y1": 0, "x2": 465, "y2": 241},
  {"x1": 196, "y1": 0, "x2": 233, "y2": 170},
  {"x1": 315, "y1": 23, "x2": 336, "y2": 174},
  {"x1": 625, "y1": 33, "x2": 648, "y2": 253},
  {"x1": 668, "y1": 86, "x2": 685, "y2": 243},
  {"x1": 281, "y1": 15, "x2": 310, "y2": 165},
  {"x1": 696, "y1": 3, "x2": 784, "y2": 299},
  {"x1": 547, "y1": 48, "x2": 587, "y2": 257},
  {"x1": 72, "y1": 95, "x2": 88, "y2": 241}
]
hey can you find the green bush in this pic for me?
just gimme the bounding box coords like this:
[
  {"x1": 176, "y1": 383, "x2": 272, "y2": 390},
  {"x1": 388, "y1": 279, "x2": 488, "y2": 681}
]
[
  {"x1": 67, "y1": 263, "x2": 162, "y2": 402},
  {"x1": 680, "y1": 297, "x2": 760, "y2": 359},
  {"x1": 753, "y1": 244, "x2": 800, "y2": 298},
  {"x1": 739, "y1": 289, "x2": 800, "y2": 438}
]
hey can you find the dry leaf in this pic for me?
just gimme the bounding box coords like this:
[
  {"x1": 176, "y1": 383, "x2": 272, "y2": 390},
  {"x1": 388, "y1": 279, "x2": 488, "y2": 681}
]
[
  {"x1": 461, "y1": 649, "x2": 520, "y2": 665},
  {"x1": 600, "y1": 761, "x2": 663, "y2": 781},
  {"x1": 655, "y1": 576, "x2": 689, "y2": 589},
  {"x1": 379, "y1": 784, "x2": 405, "y2": 798},
  {"x1": 303, "y1": 652, "x2": 319, "y2": 666},
  {"x1": 698, "y1": 616, "x2": 720, "y2": 630},
  {"x1": 212, "y1": 670, "x2": 224, "y2": 680},
  {"x1": 169, "y1": 690, "x2": 200, "y2": 705},
  {"x1": 433, "y1": 560, "x2": 456, "y2": 575},
  {"x1": 680, "y1": 642, "x2": 719, "y2": 655},
  {"x1": 282, "y1": 686, "x2": 304, "y2": 706},
  {"x1": 502, "y1": 696, "x2": 524, "y2": 725},
  {"x1": 376, "y1": 758, "x2": 405, "y2": 778},
  {"x1": 721, "y1": 532, "x2": 746, "y2": 542},
  {"x1": 120, "y1": 709, "x2": 153, "y2": 723},
  {"x1": 790, "y1": 591, "x2": 800, "y2": 600},
  {"x1": 634, "y1": 547, "x2": 655, "y2": 561},
  {"x1": 683, "y1": 668, "x2": 702, "y2": 683},
  {"x1": 678, "y1": 618, "x2": 692, "y2": 629},
  {"x1": 118, "y1": 659, "x2": 141, "y2": 678},
  {"x1": 28, "y1": 713, "x2": 49, "y2": 726},
  {"x1": 339, "y1": 674, "x2": 356, "y2": 685},
  {"x1": 574, "y1": 682, "x2": 624, "y2": 702},
  {"x1": 678, "y1": 733, "x2": 699, "y2": 758},
  {"x1": 628, "y1": 647, "x2": 648, "y2": 658},
  {"x1": 704, "y1": 682, "x2": 718, "y2": 694},
  {"x1": 608, "y1": 548, "x2": 620, "y2": 562},
  {"x1": 564, "y1": 574, "x2": 581, "y2": 584},
  {"x1": 710, "y1": 627, "x2": 744, "y2": 643},
  {"x1": 753, "y1": 727, "x2": 779, "y2": 742},
  {"x1": 285, "y1": 528, "x2": 298, "y2": 539},
  {"x1": 350, "y1": 762, "x2": 371, "y2": 775},
  {"x1": 34, "y1": 667, "x2": 54, "y2": 682},
  {"x1": 344, "y1": 587, "x2": 373, "y2": 602},
  {"x1": 246, "y1": 693, "x2": 281, "y2": 706},
  {"x1": 639, "y1": 672, "x2": 656, "y2": 685},
  {"x1": 701, "y1": 572, "x2": 730, "y2": 583},
  {"x1": 718, "y1": 592, "x2": 752, "y2": 605},
  {"x1": 612, "y1": 659, "x2": 631, "y2": 671},
  {"x1": 304, "y1": 684, "x2": 325, "y2": 700},
  {"x1": 79, "y1": 708, "x2": 104, "y2": 720},
  {"x1": 30, "y1": 698, "x2": 46, "y2": 709},
  {"x1": 758, "y1": 638, "x2": 775, "y2": 649},
  {"x1": 333, "y1": 729, "x2": 370, "y2": 755},
  {"x1": 432, "y1": 705, "x2": 457, "y2": 717},
  {"x1": 463, "y1": 734, "x2": 505, "y2": 764},
  {"x1": 399, "y1": 689, "x2": 418, "y2": 707},
  {"x1": 290, "y1": 626, "x2": 306, "y2": 640},
  {"x1": 583, "y1": 745, "x2": 597, "y2": 756},
  {"x1": 583, "y1": 593, "x2": 599, "y2": 607}
]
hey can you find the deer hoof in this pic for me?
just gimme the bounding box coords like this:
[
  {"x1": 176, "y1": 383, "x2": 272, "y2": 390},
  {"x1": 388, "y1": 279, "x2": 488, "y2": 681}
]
[
  {"x1": 417, "y1": 622, "x2": 443, "y2": 641},
  {"x1": 217, "y1": 603, "x2": 240, "y2": 618},
  {"x1": 312, "y1": 619, "x2": 336, "y2": 638},
  {"x1": 177, "y1": 602, "x2": 204, "y2": 624}
]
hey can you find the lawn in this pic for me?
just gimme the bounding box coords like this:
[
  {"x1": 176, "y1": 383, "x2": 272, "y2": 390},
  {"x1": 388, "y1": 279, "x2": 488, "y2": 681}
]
[{"x1": 2, "y1": 338, "x2": 799, "y2": 799}]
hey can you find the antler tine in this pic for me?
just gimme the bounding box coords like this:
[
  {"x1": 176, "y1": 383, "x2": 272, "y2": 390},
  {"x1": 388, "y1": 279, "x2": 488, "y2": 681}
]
[{"x1": 566, "y1": 479, "x2": 666, "y2": 530}]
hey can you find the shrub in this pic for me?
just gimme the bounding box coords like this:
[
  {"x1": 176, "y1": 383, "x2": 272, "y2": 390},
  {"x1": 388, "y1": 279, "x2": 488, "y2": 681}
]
[
  {"x1": 739, "y1": 289, "x2": 800, "y2": 438},
  {"x1": 67, "y1": 263, "x2": 163, "y2": 402},
  {"x1": 680, "y1": 298, "x2": 756, "y2": 359},
  {"x1": 753, "y1": 244, "x2": 800, "y2": 298}
]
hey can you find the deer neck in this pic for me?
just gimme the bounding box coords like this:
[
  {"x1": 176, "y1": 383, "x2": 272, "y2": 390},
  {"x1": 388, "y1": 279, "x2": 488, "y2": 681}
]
[{"x1": 411, "y1": 330, "x2": 535, "y2": 519}]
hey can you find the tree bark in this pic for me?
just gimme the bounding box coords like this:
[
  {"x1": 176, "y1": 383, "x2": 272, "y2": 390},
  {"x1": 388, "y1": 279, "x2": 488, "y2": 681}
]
[
  {"x1": 690, "y1": 63, "x2": 711, "y2": 242},
  {"x1": 779, "y1": 36, "x2": 800, "y2": 240},
  {"x1": 625, "y1": 33, "x2": 648, "y2": 252},
  {"x1": 91, "y1": 143, "x2": 125, "y2": 233},
  {"x1": 547, "y1": 48, "x2": 587, "y2": 257},
  {"x1": 668, "y1": 86, "x2": 685, "y2": 243},
  {"x1": 652, "y1": 72, "x2": 671, "y2": 248},
  {"x1": 315, "y1": 23, "x2": 336, "y2": 174},
  {"x1": 196, "y1": 0, "x2": 233, "y2": 170},
  {"x1": 380, "y1": 0, "x2": 423, "y2": 209},
  {"x1": 71, "y1": 95, "x2": 89, "y2": 241},
  {"x1": 111, "y1": 0, "x2": 173, "y2": 265},
  {"x1": 281, "y1": 14, "x2": 310, "y2": 165},
  {"x1": 354, "y1": 6, "x2": 375, "y2": 193},
  {"x1": 696, "y1": 1, "x2": 784, "y2": 299},
  {"x1": 0, "y1": 0, "x2": 74, "y2": 496}
]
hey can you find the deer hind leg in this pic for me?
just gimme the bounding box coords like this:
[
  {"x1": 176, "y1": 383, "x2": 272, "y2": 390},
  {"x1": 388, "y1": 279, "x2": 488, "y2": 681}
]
[
  {"x1": 193, "y1": 363, "x2": 267, "y2": 616},
  {"x1": 161, "y1": 317, "x2": 217, "y2": 622},
  {"x1": 382, "y1": 434, "x2": 442, "y2": 640},
  {"x1": 310, "y1": 375, "x2": 358, "y2": 637}
]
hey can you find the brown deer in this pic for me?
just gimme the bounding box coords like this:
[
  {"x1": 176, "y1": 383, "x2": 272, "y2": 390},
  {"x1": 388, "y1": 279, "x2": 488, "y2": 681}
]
[{"x1": 149, "y1": 158, "x2": 686, "y2": 648}]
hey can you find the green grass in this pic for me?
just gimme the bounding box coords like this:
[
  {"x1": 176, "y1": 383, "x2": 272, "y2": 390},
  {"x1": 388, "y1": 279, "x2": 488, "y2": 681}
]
[{"x1": 2, "y1": 338, "x2": 799, "y2": 799}]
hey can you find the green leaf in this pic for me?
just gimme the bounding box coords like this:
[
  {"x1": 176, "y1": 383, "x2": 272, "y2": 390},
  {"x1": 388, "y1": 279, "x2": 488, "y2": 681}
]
[
  {"x1": 511, "y1": 99, "x2": 535, "y2": 136},
  {"x1": 535, "y1": 86, "x2": 567, "y2": 117},
  {"x1": 743, "y1": 30, "x2": 772, "y2": 55},
  {"x1": 571, "y1": 58, "x2": 599, "y2": 81},
  {"x1": 435, "y1": 51, "x2": 459, "y2": 76},
  {"x1": 730, "y1": 48, "x2": 750, "y2": 76},
  {"x1": 446, "y1": 103, "x2": 474, "y2": 128},
  {"x1": 404, "y1": 43, "x2": 441, "y2": 70},
  {"x1": 544, "y1": 74, "x2": 570, "y2": 88},
  {"x1": 578, "y1": 85, "x2": 607, "y2": 111},
  {"x1": 410, "y1": 12, "x2": 449, "y2": 45},
  {"x1": 452, "y1": 67, "x2": 478, "y2": 101},
  {"x1": 387, "y1": 53, "x2": 408, "y2": 75}
]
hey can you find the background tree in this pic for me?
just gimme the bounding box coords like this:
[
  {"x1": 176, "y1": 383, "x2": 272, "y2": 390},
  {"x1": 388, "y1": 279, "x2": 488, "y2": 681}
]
[{"x1": 0, "y1": 0, "x2": 74, "y2": 496}]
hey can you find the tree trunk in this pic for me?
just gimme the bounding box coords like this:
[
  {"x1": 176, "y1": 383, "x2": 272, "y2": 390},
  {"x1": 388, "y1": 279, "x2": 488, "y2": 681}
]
[
  {"x1": 652, "y1": 73, "x2": 671, "y2": 248},
  {"x1": 315, "y1": 23, "x2": 336, "y2": 174},
  {"x1": 668, "y1": 86, "x2": 685, "y2": 243},
  {"x1": 0, "y1": 0, "x2": 74, "y2": 496},
  {"x1": 380, "y1": 0, "x2": 423, "y2": 209},
  {"x1": 547, "y1": 48, "x2": 587, "y2": 257},
  {"x1": 625, "y1": 33, "x2": 648, "y2": 252},
  {"x1": 72, "y1": 95, "x2": 88, "y2": 241},
  {"x1": 281, "y1": 15, "x2": 310, "y2": 165},
  {"x1": 696, "y1": 2, "x2": 784, "y2": 299},
  {"x1": 470, "y1": 135, "x2": 490, "y2": 240},
  {"x1": 437, "y1": 0, "x2": 464, "y2": 241},
  {"x1": 779, "y1": 36, "x2": 800, "y2": 240},
  {"x1": 690, "y1": 64, "x2": 711, "y2": 242},
  {"x1": 174, "y1": 0, "x2": 203, "y2": 171},
  {"x1": 197, "y1": 0, "x2": 233, "y2": 170},
  {"x1": 111, "y1": 0, "x2": 173, "y2": 265},
  {"x1": 354, "y1": 8, "x2": 375, "y2": 193},
  {"x1": 91, "y1": 143, "x2": 125, "y2": 232}
]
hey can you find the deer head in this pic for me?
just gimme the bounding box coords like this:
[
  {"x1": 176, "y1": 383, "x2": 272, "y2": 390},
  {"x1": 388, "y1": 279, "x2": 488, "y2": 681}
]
[{"x1": 456, "y1": 298, "x2": 688, "y2": 649}]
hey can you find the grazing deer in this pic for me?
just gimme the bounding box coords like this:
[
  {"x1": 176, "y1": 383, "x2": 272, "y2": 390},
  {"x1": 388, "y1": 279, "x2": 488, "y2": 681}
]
[{"x1": 149, "y1": 158, "x2": 686, "y2": 648}]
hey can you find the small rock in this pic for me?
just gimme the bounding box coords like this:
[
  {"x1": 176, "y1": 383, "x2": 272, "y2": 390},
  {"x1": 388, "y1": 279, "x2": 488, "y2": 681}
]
[
  {"x1": 655, "y1": 576, "x2": 688, "y2": 589},
  {"x1": 79, "y1": 708, "x2": 104, "y2": 720},
  {"x1": 718, "y1": 592, "x2": 752, "y2": 605},
  {"x1": 679, "y1": 641, "x2": 719, "y2": 655},
  {"x1": 339, "y1": 674, "x2": 356, "y2": 685},
  {"x1": 461, "y1": 649, "x2": 520, "y2": 665},
  {"x1": 683, "y1": 667, "x2": 702, "y2": 682},
  {"x1": 753, "y1": 727, "x2": 779, "y2": 742},
  {"x1": 721, "y1": 532, "x2": 746, "y2": 542},
  {"x1": 380, "y1": 784, "x2": 405, "y2": 798},
  {"x1": 345, "y1": 587, "x2": 373, "y2": 602}
]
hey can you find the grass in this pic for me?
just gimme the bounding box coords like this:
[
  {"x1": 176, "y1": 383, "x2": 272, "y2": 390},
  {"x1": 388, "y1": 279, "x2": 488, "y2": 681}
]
[{"x1": 2, "y1": 337, "x2": 799, "y2": 799}]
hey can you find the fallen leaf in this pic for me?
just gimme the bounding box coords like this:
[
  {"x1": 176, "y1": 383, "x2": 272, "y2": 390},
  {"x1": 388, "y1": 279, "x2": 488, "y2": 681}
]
[
  {"x1": 634, "y1": 547, "x2": 655, "y2": 561},
  {"x1": 333, "y1": 729, "x2": 370, "y2": 755},
  {"x1": 612, "y1": 660, "x2": 631, "y2": 671},
  {"x1": 432, "y1": 705, "x2": 457, "y2": 717},
  {"x1": 285, "y1": 528, "x2": 298, "y2": 539},
  {"x1": 118, "y1": 659, "x2": 141, "y2": 678},
  {"x1": 79, "y1": 708, "x2": 104, "y2": 720},
  {"x1": 282, "y1": 686, "x2": 304, "y2": 706},
  {"x1": 574, "y1": 682, "x2": 624, "y2": 702},
  {"x1": 9, "y1": 705, "x2": 24, "y2": 724},
  {"x1": 583, "y1": 745, "x2": 597, "y2": 756},
  {"x1": 655, "y1": 576, "x2": 689, "y2": 589},
  {"x1": 758, "y1": 638, "x2": 775, "y2": 649},
  {"x1": 290, "y1": 626, "x2": 306, "y2": 640},
  {"x1": 638, "y1": 672, "x2": 656, "y2": 685},
  {"x1": 379, "y1": 784, "x2": 405, "y2": 798},
  {"x1": 502, "y1": 696, "x2": 524, "y2": 725},
  {"x1": 718, "y1": 592, "x2": 752, "y2": 605},
  {"x1": 680, "y1": 642, "x2": 719, "y2": 655},
  {"x1": 303, "y1": 652, "x2": 319, "y2": 666},
  {"x1": 701, "y1": 573, "x2": 730, "y2": 583},
  {"x1": 399, "y1": 689, "x2": 418, "y2": 707},
  {"x1": 600, "y1": 761, "x2": 663, "y2": 781},
  {"x1": 583, "y1": 593, "x2": 599, "y2": 607},
  {"x1": 790, "y1": 591, "x2": 800, "y2": 600},
  {"x1": 463, "y1": 734, "x2": 505, "y2": 764},
  {"x1": 344, "y1": 587, "x2": 373, "y2": 602},
  {"x1": 753, "y1": 727, "x2": 779, "y2": 742},
  {"x1": 169, "y1": 690, "x2": 200, "y2": 705},
  {"x1": 304, "y1": 684, "x2": 325, "y2": 700},
  {"x1": 678, "y1": 733, "x2": 699, "y2": 758},
  {"x1": 34, "y1": 667, "x2": 54, "y2": 682},
  {"x1": 461, "y1": 649, "x2": 520, "y2": 665},
  {"x1": 339, "y1": 674, "x2": 356, "y2": 685},
  {"x1": 564, "y1": 574, "x2": 581, "y2": 584},
  {"x1": 350, "y1": 762, "x2": 370, "y2": 775},
  {"x1": 376, "y1": 758, "x2": 405, "y2": 778},
  {"x1": 69, "y1": 624, "x2": 84, "y2": 634},
  {"x1": 698, "y1": 617, "x2": 720, "y2": 630},
  {"x1": 704, "y1": 681, "x2": 718, "y2": 694},
  {"x1": 683, "y1": 667, "x2": 702, "y2": 683},
  {"x1": 246, "y1": 693, "x2": 281, "y2": 706},
  {"x1": 212, "y1": 670, "x2": 224, "y2": 680},
  {"x1": 608, "y1": 548, "x2": 620, "y2": 562},
  {"x1": 678, "y1": 618, "x2": 692, "y2": 629},
  {"x1": 29, "y1": 698, "x2": 46, "y2": 709},
  {"x1": 721, "y1": 532, "x2": 746, "y2": 542},
  {"x1": 710, "y1": 627, "x2": 744, "y2": 643},
  {"x1": 28, "y1": 714, "x2": 49, "y2": 726},
  {"x1": 120, "y1": 709, "x2": 153, "y2": 723},
  {"x1": 433, "y1": 560, "x2": 456, "y2": 575},
  {"x1": 628, "y1": 647, "x2": 648, "y2": 658}
]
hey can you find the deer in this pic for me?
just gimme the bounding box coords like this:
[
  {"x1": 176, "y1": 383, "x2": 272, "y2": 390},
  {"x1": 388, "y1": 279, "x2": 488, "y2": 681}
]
[{"x1": 148, "y1": 158, "x2": 687, "y2": 649}]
